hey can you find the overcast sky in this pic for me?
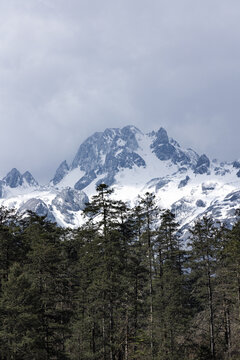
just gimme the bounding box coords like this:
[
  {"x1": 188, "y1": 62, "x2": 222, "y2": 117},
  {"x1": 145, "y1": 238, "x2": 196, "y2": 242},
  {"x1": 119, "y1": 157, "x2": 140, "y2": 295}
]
[{"x1": 0, "y1": 0, "x2": 240, "y2": 183}]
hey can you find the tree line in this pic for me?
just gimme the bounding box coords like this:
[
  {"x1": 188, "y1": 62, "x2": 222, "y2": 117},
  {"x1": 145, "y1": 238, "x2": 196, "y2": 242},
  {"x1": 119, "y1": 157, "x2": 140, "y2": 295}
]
[{"x1": 0, "y1": 184, "x2": 240, "y2": 359}]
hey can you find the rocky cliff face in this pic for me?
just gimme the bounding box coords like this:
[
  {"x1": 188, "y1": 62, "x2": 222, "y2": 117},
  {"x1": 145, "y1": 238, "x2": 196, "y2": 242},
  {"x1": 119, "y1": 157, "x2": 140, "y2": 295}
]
[
  {"x1": 150, "y1": 127, "x2": 200, "y2": 167},
  {"x1": 3, "y1": 168, "x2": 24, "y2": 188},
  {"x1": 0, "y1": 125, "x2": 239, "y2": 230},
  {"x1": 18, "y1": 198, "x2": 56, "y2": 223},
  {"x1": 0, "y1": 168, "x2": 38, "y2": 196},
  {"x1": 53, "y1": 125, "x2": 209, "y2": 191},
  {"x1": 69, "y1": 126, "x2": 146, "y2": 189},
  {"x1": 51, "y1": 160, "x2": 69, "y2": 185}
]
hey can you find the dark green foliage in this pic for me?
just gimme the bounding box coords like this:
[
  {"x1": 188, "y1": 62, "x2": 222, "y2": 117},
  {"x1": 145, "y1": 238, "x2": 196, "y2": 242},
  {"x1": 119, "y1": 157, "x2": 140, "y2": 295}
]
[
  {"x1": 0, "y1": 193, "x2": 240, "y2": 359},
  {"x1": 153, "y1": 210, "x2": 190, "y2": 360},
  {"x1": 187, "y1": 217, "x2": 220, "y2": 359},
  {"x1": 0, "y1": 211, "x2": 72, "y2": 359},
  {"x1": 0, "y1": 207, "x2": 27, "y2": 291},
  {"x1": 0, "y1": 262, "x2": 41, "y2": 358}
]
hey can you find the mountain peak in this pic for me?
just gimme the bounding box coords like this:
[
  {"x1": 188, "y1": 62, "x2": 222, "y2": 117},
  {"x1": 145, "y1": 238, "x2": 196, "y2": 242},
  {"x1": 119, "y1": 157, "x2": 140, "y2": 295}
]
[
  {"x1": 150, "y1": 127, "x2": 198, "y2": 167},
  {"x1": 3, "y1": 168, "x2": 23, "y2": 188},
  {"x1": 122, "y1": 125, "x2": 142, "y2": 135},
  {"x1": 56, "y1": 125, "x2": 203, "y2": 191},
  {"x1": 155, "y1": 127, "x2": 169, "y2": 144},
  {"x1": 51, "y1": 160, "x2": 69, "y2": 185},
  {"x1": 194, "y1": 154, "x2": 210, "y2": 174},
  {"x1": 22, "y1": 171, "x2": 38, "y2": 186},
  {"x1": 71, "y1": 125, "x2": 142, "y2": 173},
  {"x1": 0, "y1": 124, "x2": 240, "y2": 230},
  {"x1": 2, "y1": 168, "x2": 38, "y2": 188}
]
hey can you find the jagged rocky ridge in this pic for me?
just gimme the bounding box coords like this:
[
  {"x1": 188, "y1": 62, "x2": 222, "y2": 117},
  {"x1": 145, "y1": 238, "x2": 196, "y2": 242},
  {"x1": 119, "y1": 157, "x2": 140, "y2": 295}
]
[
  {"x1": 0, "y1": 125, "x2": 239, "y2": 229},
  {"x1": 0, "y1": 168, "x2": 88, "y2": 226}
]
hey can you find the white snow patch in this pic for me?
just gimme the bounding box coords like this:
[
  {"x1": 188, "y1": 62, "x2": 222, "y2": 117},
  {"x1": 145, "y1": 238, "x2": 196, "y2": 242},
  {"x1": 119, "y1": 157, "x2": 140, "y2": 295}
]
[
  {"x1": 116, "y1": 138, "x2": 126, "y2": 147},
  {"x1": 57, "y1": 168, "x2": 85, "y2": 189}
]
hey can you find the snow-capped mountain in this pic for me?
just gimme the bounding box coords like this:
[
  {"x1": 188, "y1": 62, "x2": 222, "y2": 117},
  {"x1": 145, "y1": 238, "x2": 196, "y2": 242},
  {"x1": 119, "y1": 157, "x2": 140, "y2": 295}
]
[{"x1": 0, "y1": 125, "x2": 239, "y2": 229}]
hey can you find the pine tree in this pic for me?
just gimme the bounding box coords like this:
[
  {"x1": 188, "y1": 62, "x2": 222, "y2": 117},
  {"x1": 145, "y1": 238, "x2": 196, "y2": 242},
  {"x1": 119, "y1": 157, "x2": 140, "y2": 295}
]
[
  {"x1": 138, "y1": 192, "x2": 158, "y2": 358},
  {"x1": 154, "y1": 210, "x2": 189, "y2": 360},
  {"x1": 22, "y1": 212, "x2": 72, "y2": 359},
  {"x1": 219, "y1": 212, "x2": 240, "y2": 358},
  {"x1": 126, "y1": 204, "x2": 149, "y2": 359},
  {"x1": 0, "y1": 262, "x2": 42, "y2": 359},
  {"x1": 188, "y1": 217, "x2": 219, "y2": 360},
  {"x1": 0, "y1": 207, "x2": 26, "y2": 293},
  {"x1": 67, "y1": 184, "x2": 134, "y2": 359}
]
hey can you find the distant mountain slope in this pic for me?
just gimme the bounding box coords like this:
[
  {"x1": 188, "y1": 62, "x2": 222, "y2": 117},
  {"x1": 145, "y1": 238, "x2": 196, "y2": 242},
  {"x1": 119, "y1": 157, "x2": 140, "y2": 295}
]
[{"x1": 0, "y1": 125, "x2": 239, "y2": 229}]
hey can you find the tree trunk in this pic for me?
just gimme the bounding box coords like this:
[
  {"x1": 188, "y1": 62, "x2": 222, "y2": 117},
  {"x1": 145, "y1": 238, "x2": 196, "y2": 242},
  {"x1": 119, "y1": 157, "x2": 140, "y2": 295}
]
[
  {"x1": 237, "y1": 269, "x2": 240, "y2": 325},
  {"x1": 92, "y1": 322, "x2": 96, "y2": 355},
  {"x1": 102, "y1": 309, "x2": 106, "y2": 360},
  {"x1": 223, "y1": 298, "x2": 231, "y2": 358},
  {"x1": 109, "y1": 300, "x2": 114, "y2": 360},
  {"x1": 207, "y1": 269, "x2": 215, "y2": 360},
  {"x1": 125, "y1": 309, "x2": 129, "y2": 360},
  {"x1": 147, "y1": 215, "x2": 154, "y2": 359}
]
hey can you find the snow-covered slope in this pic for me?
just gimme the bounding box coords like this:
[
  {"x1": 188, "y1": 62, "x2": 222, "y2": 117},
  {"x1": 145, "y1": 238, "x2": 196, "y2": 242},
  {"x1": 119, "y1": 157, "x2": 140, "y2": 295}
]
[{"x1": 0, "y1": 125, "x2": 239, "y2": 229}]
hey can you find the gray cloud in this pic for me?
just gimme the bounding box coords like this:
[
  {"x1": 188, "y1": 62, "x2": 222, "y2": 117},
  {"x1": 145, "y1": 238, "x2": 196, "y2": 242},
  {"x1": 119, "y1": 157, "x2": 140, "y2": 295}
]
[{"x1": 0, "y1": 0, "x2": 240, "y2": 183}]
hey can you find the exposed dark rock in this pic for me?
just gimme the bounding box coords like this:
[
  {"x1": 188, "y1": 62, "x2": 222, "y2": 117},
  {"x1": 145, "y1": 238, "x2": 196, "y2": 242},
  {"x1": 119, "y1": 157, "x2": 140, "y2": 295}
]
[
  {"x1": 155, "y1": 178, "x2": 170, "y2": 191},
  {"x1": 52, "y1": 188, "x2": 88, "y2": 224},
  {"x1": 154, "y1": 127, "x2": 169, "y2": 144},
  {"x1": 224, "y1": 191, "x2": 240, "y2": 202},
  {"x1": 72, "y1": 131, "x2": 105, "y2": 171},
  {"x1": 19, "y1": 198, "x2": 55, "y2": 222},
  {"x1": 3, "y1": 169, "x2": 38, "y2": 188},
  {"x1": 227, "y1": 208, "x2": 237, "y2": 217},
  {"x1": 196, "y1": 199, "x2": 206, "y2": 207},
  {"x1": 214, "y1": 167, "x2": 230, "y2": 176},
  {"x1": 178, "y1": 176, "x2": 190, "y2": 188},
  {"x1": 53, "y1": 125, "x2": 201, "y2": 191},
  {"x1": 52, "y1": 160, "x2": 69, "y2": 185},
  {"x1": 233, "y1": 161, "x2": 240, "y2": 169},
  {"x1": 3, "y1": 168, "x2": 23, "y2": 188},
  {"x1": 151, "y1": 128, "x2": 199, "y2": 167},
  {"x1": 202, "y1": 182, "x2": 216, "y2": 191},
  {"x1": 74, "y1": 170, "x2": 96, "y2": 191},
  {"x1": 172, "y1": 150, "x2": 198, "y2": 166},
  {"x1": 171, "y1": 198, "x2": 192, "y2": 216},
  {"x1": 237, "y1": 170, "x2": 240, "y2": 178},
  {"x1": 153, "y1": 143, "x2": 176, "y2": 161},
  {"x1": 146, "y1": 177, "x2": 171, "y2": 191},
  {"x1": 211, "y1": 207, "x2": 222, "y2": 217},
  {"x1": 22, "y1": 171, "x2": 38, "y2": 186},
  {"x1": 96, "y1": 174, "x2": 116, "y2": 188},
  {"x1": 178, "y1": 167, "x2": 188, "y2": 173},
  {"x1": 105, "y1": 150, "x2": 145, "y2": 172},
  {"x1": 71, "y1": 126, "x2": 144, "y2": 183},
  {"x1": 120, "y1": 125, "x2": 140, "y2": 150},
  {"x1": 170, "y1": 138, "x2": 180, "y2": 147},
  {"x1": 194, "y1": 154, "x2": 210, "y2": 174},
  {"x1": 52, "y1": 188, "x2": 88, "y2": 212}
]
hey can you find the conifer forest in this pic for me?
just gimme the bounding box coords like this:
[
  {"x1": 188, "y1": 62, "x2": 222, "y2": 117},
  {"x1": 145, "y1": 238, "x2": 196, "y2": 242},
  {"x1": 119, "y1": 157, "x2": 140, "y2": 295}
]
[{"x1": 1, "y1": 184, "x2": 240, "y2": 360}]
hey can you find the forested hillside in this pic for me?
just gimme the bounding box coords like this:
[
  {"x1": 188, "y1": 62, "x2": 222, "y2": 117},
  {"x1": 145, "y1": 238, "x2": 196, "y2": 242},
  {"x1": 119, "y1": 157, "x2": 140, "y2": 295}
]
[{"x1": 0, "y1": 184, "x2": 240, "y2": 360}]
